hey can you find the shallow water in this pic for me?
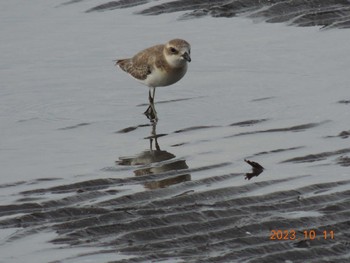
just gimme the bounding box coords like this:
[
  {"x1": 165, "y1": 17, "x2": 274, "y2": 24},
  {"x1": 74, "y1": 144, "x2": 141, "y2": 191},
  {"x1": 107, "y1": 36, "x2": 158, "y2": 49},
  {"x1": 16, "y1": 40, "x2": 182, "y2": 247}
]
[{"x1": 1, "y1": 0, "x2": 350, "y2": 262}]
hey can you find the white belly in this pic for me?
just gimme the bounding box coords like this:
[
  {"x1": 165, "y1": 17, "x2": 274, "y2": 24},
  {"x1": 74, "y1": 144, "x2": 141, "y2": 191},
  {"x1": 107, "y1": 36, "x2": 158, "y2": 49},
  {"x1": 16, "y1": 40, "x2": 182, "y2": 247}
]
[{"x1": 142, "y1": 65, "x2": 188, "y2": 88}]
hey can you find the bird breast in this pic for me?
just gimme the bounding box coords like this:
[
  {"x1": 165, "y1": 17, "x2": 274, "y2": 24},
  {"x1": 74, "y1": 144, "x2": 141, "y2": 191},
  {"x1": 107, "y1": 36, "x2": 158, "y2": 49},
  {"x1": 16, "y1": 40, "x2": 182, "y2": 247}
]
[{"x1": 144, "y1": 64, "x2": 188, "y2": 87}]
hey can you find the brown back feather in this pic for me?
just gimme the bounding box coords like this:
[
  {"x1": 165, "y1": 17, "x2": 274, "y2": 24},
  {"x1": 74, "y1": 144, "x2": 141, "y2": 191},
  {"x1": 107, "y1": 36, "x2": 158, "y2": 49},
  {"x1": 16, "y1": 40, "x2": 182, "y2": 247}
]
[
  {"x1": 116, "y1": 59, "x2": 149, "y2": 81},
  {"x1": 116, "y1": 44, "x2": 169, "y2": 81}
]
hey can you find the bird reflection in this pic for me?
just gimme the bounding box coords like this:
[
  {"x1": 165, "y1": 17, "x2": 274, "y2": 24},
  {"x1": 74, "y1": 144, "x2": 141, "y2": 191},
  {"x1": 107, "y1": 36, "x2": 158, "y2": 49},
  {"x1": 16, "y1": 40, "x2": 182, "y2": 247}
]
[{"x1": 117, "y1": 122, "x2": 190, "y2": 189}]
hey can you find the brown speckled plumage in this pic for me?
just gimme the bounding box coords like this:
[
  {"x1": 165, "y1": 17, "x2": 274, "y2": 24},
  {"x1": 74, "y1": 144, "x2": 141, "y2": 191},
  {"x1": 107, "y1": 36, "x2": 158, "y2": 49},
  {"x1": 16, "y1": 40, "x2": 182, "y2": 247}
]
[{"x1": 116, "y1": 45, "x2": 164, "y2": 81}]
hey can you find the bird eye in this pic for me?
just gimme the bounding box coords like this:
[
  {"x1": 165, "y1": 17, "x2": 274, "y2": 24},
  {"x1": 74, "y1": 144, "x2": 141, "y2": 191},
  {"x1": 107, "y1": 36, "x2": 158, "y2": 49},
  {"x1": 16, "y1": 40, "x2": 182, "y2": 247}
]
[{"x1": 170, "y1": 47, "x2": 177, "y2": 53}]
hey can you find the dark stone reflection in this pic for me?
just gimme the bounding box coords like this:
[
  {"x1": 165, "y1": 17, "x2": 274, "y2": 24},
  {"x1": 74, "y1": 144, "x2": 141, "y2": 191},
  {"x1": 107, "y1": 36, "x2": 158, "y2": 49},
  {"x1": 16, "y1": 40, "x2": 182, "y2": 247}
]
[
  {"x1": 244, "y1": 159, "x2": 264, "y2": 180},
  {"x1": 117, "y1": 123, "x2": 190, "y2": 189}
]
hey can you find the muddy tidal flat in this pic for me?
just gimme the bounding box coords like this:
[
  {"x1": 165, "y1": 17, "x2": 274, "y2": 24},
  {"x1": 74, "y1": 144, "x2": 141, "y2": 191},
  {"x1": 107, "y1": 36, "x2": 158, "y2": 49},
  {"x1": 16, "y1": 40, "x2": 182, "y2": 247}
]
[{"x1": 1, "y1": 1, "x2": 350, "y2": 262}]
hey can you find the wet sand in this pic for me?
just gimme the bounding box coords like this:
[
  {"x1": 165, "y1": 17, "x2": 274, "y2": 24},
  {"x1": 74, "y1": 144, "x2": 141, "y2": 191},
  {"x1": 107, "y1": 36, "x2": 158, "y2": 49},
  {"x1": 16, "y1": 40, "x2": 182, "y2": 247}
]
[
  {"x1": 86, "y1": 0, "x2": 350, "y2": 29},
  {"x1": 1, "y1": 115, "x2": 350, "y2": 262}
]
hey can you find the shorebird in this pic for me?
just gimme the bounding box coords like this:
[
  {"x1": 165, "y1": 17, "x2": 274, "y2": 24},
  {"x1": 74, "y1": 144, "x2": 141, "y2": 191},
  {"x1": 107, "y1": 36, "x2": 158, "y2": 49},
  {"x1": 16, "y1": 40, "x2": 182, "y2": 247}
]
[{"x1": 116, "y1": 39, "x2": 191, "y2": 121}]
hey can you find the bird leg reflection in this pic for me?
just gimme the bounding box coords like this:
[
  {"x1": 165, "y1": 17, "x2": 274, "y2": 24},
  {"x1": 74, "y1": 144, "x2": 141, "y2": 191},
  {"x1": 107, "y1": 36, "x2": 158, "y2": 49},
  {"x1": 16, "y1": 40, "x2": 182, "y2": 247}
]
[{"x1": 150, "y1": 122, "x2": 160, "y2": 151}]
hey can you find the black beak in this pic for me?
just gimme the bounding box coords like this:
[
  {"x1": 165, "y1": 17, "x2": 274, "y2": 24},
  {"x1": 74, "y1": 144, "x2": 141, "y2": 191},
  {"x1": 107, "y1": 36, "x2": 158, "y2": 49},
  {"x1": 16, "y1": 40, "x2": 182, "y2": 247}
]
[{"x1": 182, "y1": 52, "x2": 191, "y2": 62}]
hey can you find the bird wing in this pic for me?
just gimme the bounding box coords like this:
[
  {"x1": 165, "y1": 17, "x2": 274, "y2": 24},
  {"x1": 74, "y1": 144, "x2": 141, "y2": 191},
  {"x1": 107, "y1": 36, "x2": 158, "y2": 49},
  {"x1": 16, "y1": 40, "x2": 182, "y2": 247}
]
[{"x1": 116, "y1": 45, "x2": 164, "y2": 81}]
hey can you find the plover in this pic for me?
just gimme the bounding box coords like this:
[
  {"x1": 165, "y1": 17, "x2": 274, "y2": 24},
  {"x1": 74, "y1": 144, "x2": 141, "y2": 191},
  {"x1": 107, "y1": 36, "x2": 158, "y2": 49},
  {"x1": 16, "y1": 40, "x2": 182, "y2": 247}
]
[{"x1": 116, "y1": 39, "x2": 191, "y2": 121}]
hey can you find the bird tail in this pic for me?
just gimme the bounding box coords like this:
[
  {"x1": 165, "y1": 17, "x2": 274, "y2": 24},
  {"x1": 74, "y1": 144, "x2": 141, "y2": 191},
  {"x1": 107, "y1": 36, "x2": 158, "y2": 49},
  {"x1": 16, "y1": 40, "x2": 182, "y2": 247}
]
[
  {"x1": 114, "y1": 59, "x2": 124, "y2": 67},
  {"x1": 115, "y1": 59, "x2": 132, "y2": 73}
]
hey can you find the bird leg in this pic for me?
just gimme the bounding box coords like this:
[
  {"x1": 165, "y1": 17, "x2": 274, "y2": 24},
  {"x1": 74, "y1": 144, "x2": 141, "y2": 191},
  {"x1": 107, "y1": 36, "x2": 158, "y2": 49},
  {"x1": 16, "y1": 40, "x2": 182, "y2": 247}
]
[
  {"x1": 144, "y1": 89, "x2": 153, "y2": 116},
  {"x1": 144, "y1": 87, "x2": 158, "y2": 122}
]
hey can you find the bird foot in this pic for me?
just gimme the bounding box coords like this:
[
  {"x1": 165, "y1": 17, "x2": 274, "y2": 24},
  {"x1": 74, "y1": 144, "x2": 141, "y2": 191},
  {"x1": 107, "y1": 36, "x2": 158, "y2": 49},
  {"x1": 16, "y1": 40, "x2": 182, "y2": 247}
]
[{"x1": 144, "y1": 104, "x2": 158, "y2": 122}]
